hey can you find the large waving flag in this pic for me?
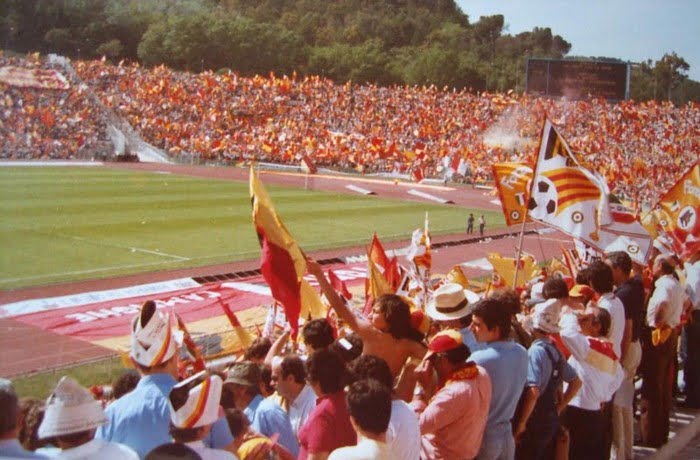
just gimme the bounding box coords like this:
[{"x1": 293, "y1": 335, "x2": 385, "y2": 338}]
[
  {"x1": 492, "y1": 162, "x2": 533, "y2": 225},
  {"x1": 527, "y1": 119, "x2": 651, "y2": 264},
  {"x1": 654, "y1": 161, "x2": 700, "y2": 256},
  {"x1": 250, "y1": 168, "x2": 324, "y2": 337}
]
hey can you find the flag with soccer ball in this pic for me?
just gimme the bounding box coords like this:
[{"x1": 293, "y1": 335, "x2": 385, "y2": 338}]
[
  {"x1": 654, "y1": 161, "x2": 700, "y2": 256},
  {"x1": 527, "y1": 119, "x2": 652, "y2": 264},
  {"x1": 492, "y1": 162, "x2": 533, "y2": 225}
]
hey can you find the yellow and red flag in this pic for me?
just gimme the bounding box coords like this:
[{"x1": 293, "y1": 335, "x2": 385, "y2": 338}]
[
  {"x1": 445, "y1": 264, "x2": 470, "y2": 289},
  {"x1": 492, "y1": 162, "x2": 533, "y2": 226},
  {"x1": 250, "y1": 167, "x2": 324, "y2": 337},
  {"x1": 655, "y1": 161, "x2": 700, "y2": 256},
  {"x1": 363, "y1": 248, "x2": 394, "y2": 315},
  {"x1": 175, "y1": 313, "x2": 206, "y2": 372},
  {"x1": 219, "y1": 299, "x2": 254, "y2": 350}
]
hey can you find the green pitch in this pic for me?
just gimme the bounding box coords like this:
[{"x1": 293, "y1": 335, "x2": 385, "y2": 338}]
[{"x1": 0, "y1": 167, "x2": 504, "y2": 290}]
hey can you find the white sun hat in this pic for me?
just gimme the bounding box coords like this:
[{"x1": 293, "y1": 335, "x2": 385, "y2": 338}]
[
  {"x1": 130, "y1": 300, "x2": 180, "y2": 367},
  {"x1": 169, "y1": 371, "x2": 223, "y2": 429},
  {"x1": 426, "y1": 283, "x2": 480, "y2": 321},
  {"x1": 38, "y1": 376, "x2": 107, "y2": 439},
  {"x1": 531, "y1": 298, "x2": 562, "y2": 334}
]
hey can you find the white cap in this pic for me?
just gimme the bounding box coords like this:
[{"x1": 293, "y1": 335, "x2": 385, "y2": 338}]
[
  {"x1": 130, "y1": 301, "x2": 180, "y2": 367},
  {"x1": 38, "y1": 376, "x2": 107, "y2": 439},
  {"x1": 169, "y1": 371, "x2": 223, "y2": 429},
  {"x1": 532, "y1": 299, "x2": 561, "y2": 334}
]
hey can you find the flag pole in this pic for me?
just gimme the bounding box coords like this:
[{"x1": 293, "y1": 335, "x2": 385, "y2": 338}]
[{"x1": 512, "y1": 116, "x2": 548, "y2": 287}]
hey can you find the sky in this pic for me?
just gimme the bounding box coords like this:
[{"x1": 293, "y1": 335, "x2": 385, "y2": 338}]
[{"x1": 455, "y1": 0, "x2": 700, "y2": 81}]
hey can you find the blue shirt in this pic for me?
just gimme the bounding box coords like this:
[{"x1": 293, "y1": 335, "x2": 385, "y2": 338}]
[
  {"x1": 0, "y1": 439, "x2": 47, "y2": 458},
  {"x1": 245, "y1": 394, "x2": 299, "y2": 457},
  {"x1": 470, "y1": 340, "x2": 528, "y2": 441},
  {"x1": 527, "y1": 339, "x2": 577, "y2": 392},
  {"x1": 96, "y1": 373, "x2": 233, "y2": 459}
]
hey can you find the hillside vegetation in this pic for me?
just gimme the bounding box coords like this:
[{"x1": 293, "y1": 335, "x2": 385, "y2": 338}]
[{"x1": 1, "y1": 0, "x2": 697, "y2": 102}]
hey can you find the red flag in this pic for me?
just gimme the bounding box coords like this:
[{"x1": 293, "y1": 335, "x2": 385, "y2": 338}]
[
  {"x1": 412, "y1": 167, "x2": 424, "y2": 183},
  {"x1": 219, "y1": 299, "x2": 254, "y2": 350},
  {"x1": 328, "y1": 268, "x2": 353, "y2": 299},
  {"x1": 369, "y1": 233, "x2": 390, "y2": 272},
  {"x1": 175, "y1": 313, "x2": 206, "y2": 372},
  {"x1": 385, "y1": 256, "x2": 401, "y2": 292}
]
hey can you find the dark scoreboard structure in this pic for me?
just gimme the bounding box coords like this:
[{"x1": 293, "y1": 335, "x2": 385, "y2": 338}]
[{"x1": 525, "y1": 58, "x2": 630, "y2": 101}]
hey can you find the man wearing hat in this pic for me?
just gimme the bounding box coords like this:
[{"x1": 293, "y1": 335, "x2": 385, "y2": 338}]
[
  {"x1": 412, "y1": 329, "x2": 491, "y2": 460},
  {"x1": 223, "y1": 362, "x2": 298, "y2": 457},
  {"x1": 0, "y1": 378, "x2": 47, "y2": 458},
  {"x1": 513, "y1": 300, "x2": 581, "y2": 460},
  {"x1": 167, "y1": 371, "x2": 236, "y2": 460},
  {"x1": 426, "y1": 282, "x2": 480, "y2": 349},
  {"x1": 38, "y1": 376, "x2": 138, "y2": 459},
  {"x1": 96, "y1": 301, "x2": 234, "y2": 458}
]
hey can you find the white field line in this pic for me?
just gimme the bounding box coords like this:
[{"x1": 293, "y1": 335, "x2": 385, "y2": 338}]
[
  {"x1": 1, "y1": 260, "x2": 185, "y2": 283},
  {"x1": 55, "y1": 233, "x2": 190, "y2": 261}
]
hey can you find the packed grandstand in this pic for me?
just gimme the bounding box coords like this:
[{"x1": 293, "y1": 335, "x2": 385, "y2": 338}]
[{"x1": 1, "y1": 52, "x2": 698, "y2": 207}]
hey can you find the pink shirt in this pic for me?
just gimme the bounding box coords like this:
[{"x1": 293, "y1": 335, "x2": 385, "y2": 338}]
[
  {"x1": 297, "y1": 391, "x2": 356, "y2": 460},
  {"x1": 417, "y1": 365, "x2": 492, "y2": 460}
]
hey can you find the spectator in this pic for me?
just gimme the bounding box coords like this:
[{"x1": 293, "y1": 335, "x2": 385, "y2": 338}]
[
  {"x1": 307, "y1": 258, "x2": 426, "y2": 377},
  {"x1": 605, "y1": 250, "x2": 645, "y2": 460},
  {"x1": 513, "y1": 301, "x2": 581, "y2": 460},
  {"x1": 328, "y1": 379, "x2": 394, "y2": 460},
  {"x1": 589, "y1": 260, "x2": 626, "y2": 357},
  {"x1": 301, "y1": 319, "x2": 335, "y2": 353},
  {"x1": 111, "y1": 369, "x2": 140, "y2": 400},
  {"x1": 96, "y1": 301, "x2": 234, "y2": 457},
  {"x1": 38, "y1": 376, "x2": 138, "y2": 459},
  {"x1": 298, "y1": 349, "x2": 356, "y2": 460},
  {"x1": 469, "y1": 298, "x2": 528, "y2": 460},
  {"x1": 559, "y1": 305, "x2": 624, "y2": 460},
  {"x1": 167, "y1": 371, "x2": 235, "y2": 460},
  {"x1": 640, "y1": 255, "x2": 686, "y2": 447},
  {"x1": 348, "y1": 355, "x2": 421, "y2": 460},
  {"x1": 269, "y1": 355, "x2": 316, "y2": 437},
  {"x1": 223, "y1": 362, "x2": 298, "y2": 456},
  {"x1": 412, "y1": 329, "x2": 491, "y2": 460},
  {"x1": 243, "y1": 337, "x2": 272, "y2": 363},
  {"x1": 0, "y1": 378, "x2": 47, "y2": 458},
  {"x1": 683, "y1": 246, "x2": 700, "y2": 408}
]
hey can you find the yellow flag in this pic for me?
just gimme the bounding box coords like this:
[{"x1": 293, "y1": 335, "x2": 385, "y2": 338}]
[
  {"x1": 656, "y1": 162, "x2": 700, "y2": 255},
  {"x1": 445, "y1": 264, "x2": 470, "y2": 289},
  {"x1": 487, "y1": 252, "x2": 538, "y2": 288}
]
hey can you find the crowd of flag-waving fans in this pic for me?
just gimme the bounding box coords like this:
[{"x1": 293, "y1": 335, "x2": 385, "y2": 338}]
[
  {"x1": 3, "y1": 241, "x2": 700, "y2": 459},
  {"x1": 1, "y1": 52, "x2": 698, "y2": 205}
]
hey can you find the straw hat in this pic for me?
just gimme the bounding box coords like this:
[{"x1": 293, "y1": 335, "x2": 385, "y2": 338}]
[
  {"x1": 38, "y1": 376, "x2": 107, "y2": 439},
  {"x1": 426, "y1": 283, "x2": 480, "y2": 321},
  {"x1": 130, "y1": 301, "x2": 180, "y2": 367},
  {"x1": 169, "y1": 371, "x2": 223, "y2": 429}
]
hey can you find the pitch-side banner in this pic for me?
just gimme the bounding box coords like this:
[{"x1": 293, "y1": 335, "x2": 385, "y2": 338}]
[
  {"x1": 1, "y1": 266, "x2": 369, "y2": 347},
  {"x1": 0, "y1": 66, "x2": 70, "y2": 90}
]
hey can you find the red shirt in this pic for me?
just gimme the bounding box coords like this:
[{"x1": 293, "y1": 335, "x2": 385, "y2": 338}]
[{"x1": 297, "y1": 391, "x2": 356, "y2": 459}]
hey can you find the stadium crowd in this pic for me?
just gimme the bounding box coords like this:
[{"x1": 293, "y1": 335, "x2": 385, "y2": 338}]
[
  {"x1": 2, "y1": 241, "x2": 699, "y2": 460},
  {"x1": 0, "y1": 54, "x2": 111, "y2": 160},
  {"x1": 1, "y1": 53, "x2": 697, "y2": 204}
]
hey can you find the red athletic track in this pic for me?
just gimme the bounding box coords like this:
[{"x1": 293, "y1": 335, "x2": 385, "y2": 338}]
[{"x1": 0, "y1": 162, "x2": 571, "y2": 377}]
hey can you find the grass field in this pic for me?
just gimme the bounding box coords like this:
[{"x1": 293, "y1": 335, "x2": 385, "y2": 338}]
[{"x1": 0, "y1": 167, "x2": 505, "y2": 290}]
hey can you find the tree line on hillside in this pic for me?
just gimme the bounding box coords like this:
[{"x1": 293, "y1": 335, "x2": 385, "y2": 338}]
[{"x1": 1, "y1": 0, "x2": 697, "y2": 103}]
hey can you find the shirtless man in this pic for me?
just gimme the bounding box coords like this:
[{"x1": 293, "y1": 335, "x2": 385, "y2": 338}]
[{"x1": 306, "y1": 259, "x2": 426, "y2": 377}]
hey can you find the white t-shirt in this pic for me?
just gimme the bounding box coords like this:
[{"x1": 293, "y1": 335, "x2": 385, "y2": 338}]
[
  {"x1": 329, "y1": 437, "x2": 395, "y2": 460},
  {"x1": 387, "y1": 399, "x2": 421, "y2": 460},
  {"x1": 598, "y1": 292, "x2": 625, "y2": 357},
  {"x1": 685, "y1": 260, "x2": 700, "y2": 311},
  {"x1": 647, "y1": 274, "x2": 686, "y2": 328}
]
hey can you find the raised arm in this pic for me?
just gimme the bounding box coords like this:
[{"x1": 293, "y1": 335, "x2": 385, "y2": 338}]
[{"x1": 305, "y1": 257, "x2": 372, "y2": 334}]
